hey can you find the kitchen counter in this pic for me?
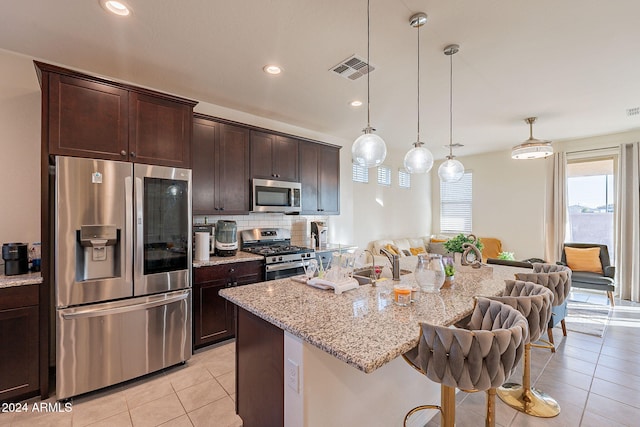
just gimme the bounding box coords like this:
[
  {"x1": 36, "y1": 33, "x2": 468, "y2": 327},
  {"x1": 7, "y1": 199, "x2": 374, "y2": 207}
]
[
  {"x1": 222, "y1": 263, "x2": 530, "y2": 426},
  {"x1": 220, "y1": 263, "x2": 526, "y2": 374},
  {"x1": 0, "y1": 271, "x2": 43, "y2": 289},
  {"x1": 192, "y1": 251, "x2": 264, "y2": 268}
]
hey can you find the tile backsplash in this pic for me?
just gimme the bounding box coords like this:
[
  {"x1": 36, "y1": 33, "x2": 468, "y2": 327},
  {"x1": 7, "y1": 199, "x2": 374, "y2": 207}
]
[{"x1": 193, "y1": 213, "x2": 329, "y2": 247}]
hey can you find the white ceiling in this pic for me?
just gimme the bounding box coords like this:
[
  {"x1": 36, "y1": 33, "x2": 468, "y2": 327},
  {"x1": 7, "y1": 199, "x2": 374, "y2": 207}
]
[{"x1": 2, "y1": 0, "x2": 640, "y2": 158}]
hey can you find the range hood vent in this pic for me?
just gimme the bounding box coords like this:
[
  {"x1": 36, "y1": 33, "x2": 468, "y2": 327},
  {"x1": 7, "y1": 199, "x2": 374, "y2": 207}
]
[{"x1": 329, "y1": 55, "x2": 375, "y2": 81}]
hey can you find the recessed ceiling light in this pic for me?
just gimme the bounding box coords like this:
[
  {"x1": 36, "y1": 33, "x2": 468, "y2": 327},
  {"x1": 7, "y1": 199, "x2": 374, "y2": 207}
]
[
  {"x1": 100, "y1": 0, "x2": 131, "y2": 16},
  {"x1": 263, "y1": 65, "x2": 282, "y2": 75},
  {"x1": 350, "y1": 100, "x2": 363, "y2": 107}
]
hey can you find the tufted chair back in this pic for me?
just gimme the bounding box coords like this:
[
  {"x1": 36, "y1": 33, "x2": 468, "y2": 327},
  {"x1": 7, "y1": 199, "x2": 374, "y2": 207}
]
[
  {"x1": 488, "y1": 280, "x2": 553, "y2": 343},
  {"x1": 515, "y1": 270, "x2": 571, "y2": 307},
  {"x1": 405, "y1": 298, "x2": 528, "y2": 392},
  {"x1": 532, "y1": 262, "x2": 572, "y2": 275}
]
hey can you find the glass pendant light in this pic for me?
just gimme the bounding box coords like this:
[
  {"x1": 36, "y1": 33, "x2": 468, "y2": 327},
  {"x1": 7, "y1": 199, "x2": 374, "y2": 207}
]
[
  {"x1": 511, "y1": 117, "x2": 553, "y2": 159},
  {"x1": 403, "y1": 12, "x2": 433, "y2": 174},
  {"x1": 438, "y1": 44, "x2": 465, "y2": 183},
  {"x1": 352, "y1": 0, "x2": 387, "y2": 168}
]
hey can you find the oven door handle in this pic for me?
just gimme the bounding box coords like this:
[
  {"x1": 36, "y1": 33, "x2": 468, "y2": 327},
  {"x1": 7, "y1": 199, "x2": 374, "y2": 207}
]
[{"x1": 265, "y1": 261, "x2": 306, "y2": 272}]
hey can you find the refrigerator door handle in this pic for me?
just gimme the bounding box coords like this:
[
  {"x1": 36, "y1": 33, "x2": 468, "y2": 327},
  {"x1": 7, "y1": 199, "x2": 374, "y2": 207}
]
[
  {"x1": 134, "y1": 175, "x2": 144, "y2": 285},
  {"x1": 125, "y1": 175, "x2": 133, "y2": 284},
  {"x1": 61, "y1": 291, "x2": 189, "y2": 320}
]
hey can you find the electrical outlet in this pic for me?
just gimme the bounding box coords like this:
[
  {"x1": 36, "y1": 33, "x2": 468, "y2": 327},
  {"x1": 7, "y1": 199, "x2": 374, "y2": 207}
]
[{"x1": 286, "y1": 358, "x2": 299, "y2": 393}]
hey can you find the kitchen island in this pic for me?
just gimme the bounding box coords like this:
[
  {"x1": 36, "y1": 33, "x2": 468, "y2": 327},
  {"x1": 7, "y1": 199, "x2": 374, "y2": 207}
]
[{"x1": 220, "y1": 264, "x2": 528, "y2": 427}]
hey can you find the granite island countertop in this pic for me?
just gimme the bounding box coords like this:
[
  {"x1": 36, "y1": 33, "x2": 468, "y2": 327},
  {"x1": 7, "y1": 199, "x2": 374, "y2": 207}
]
[
  {"x1": 220, "y1": 263, "x2": 529, "y2": 374},
  {"x1": 193, "y1": 251, "x2": 264, "y2": 268},
  {"x1": 0, "y1": 272, "x2": 43, "y2": 289}
]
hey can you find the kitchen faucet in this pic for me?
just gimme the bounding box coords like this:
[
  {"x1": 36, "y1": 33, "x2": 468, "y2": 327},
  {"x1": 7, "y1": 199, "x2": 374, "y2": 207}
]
[{"x1": 379, "y1": 248, "x2": 401, "y2": 281}]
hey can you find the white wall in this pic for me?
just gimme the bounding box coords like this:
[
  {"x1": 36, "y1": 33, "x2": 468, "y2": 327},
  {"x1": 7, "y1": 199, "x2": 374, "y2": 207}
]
[
  {"x1": 432, "y1": 150, "x2": 547, "y2": 260},
  {"x1": 0, "y1": 49, "x2": 41, "y2": 246},
  {"x1": 351, "y1": 147, "x2": 433, "y2": 249}
]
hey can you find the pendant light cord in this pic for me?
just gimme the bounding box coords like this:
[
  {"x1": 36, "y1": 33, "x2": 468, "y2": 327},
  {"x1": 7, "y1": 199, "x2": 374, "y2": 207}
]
[
  {"x1": 448, "y1": 50, "x2": 453, "y2": 158},
  {"x1": 416, "y1": 23, "x2": 420, "y2": 142},
  {"x1": 366, "y1": 0, "x2": 371, "y2": 128}
]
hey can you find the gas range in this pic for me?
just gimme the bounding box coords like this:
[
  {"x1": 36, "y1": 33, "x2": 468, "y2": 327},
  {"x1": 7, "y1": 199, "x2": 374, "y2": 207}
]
[{"x1": 241, "y1": 228, "x2": 315, "y2": 280}]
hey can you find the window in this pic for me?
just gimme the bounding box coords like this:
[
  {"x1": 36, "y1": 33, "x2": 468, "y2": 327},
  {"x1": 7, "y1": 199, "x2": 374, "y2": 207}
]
[
  {"x1": 398, "y1": 169, "x2": 410, "y2": 188},
  {"x1": 566, "y1": 157, "x2": 616, "y2": 260},
  {"x1": 440, "y1": 172, "x2": 472, "y2": 234},
  {"x1": 352, "y1": 163, "x2": 368, "y2": 183},
  {"x1": 377, "y1": 165, "x2": 391, "y2": 186}
]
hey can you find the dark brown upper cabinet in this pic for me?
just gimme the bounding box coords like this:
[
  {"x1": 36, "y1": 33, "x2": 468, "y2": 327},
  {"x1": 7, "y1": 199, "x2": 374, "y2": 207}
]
[
  {"x1": 35, "y1": 61, "x2": 197, "y2": 168},
  {"x1": 250, "y1": 130, "x2": 299, "y2": 182},
  {"x1": 192, "y1": 115, "x2": 250, "y2": 215},
  {"x1": 299, "y1": 142, "x2": 340, "y2": 215}
]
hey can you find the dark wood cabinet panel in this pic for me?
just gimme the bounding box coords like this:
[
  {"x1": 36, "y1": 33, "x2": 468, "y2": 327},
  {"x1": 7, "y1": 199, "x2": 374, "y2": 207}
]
[
  {"x1": 48, "y1": 74, "x2": 129, "y2": 160},
  {"x1": 236, "y1": 307, "x2": 284, "y2": 427},
  {"x1": 192, "y1": 118, "x2": 218, "y2": 214},
  {"x1": 217, "y1": 124, "x2": 250, "y2": 213},
  {"x1": 299, "y1": 142, "x2": 340, "y2": 215},
  {"x1": 250, "y1": 131, "x2": 299, "y2": 182},
  {"x1": 0, "y1": 285, "x2": 39, "y2": 403},
  {"x1": 37, "y1": 61, "x2": 196, "y2": 168},
  {"x1": 193, "y1": 260, "x2": 264, "y2": 349},
  {"x1": 129, "y1": 93, "x2": 192, "y2": 168},
  {"x1": 192, "y1": 115, "x2": 250, "y2": 215}
]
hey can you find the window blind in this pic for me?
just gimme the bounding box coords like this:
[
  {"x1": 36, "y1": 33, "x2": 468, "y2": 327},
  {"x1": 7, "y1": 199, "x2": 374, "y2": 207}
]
[
  {"x1": 398, "y1": 169, "x2": 411, "y2": 188},
  {"x1": 440, "y1": 172, "x2": 472, "y2": 233},
  {"x1": 377, "y1": 165, "x2": 391, "y2": 186},
  {"x1": 352, "y1": 163, "x2": 368, "y2": 183}
]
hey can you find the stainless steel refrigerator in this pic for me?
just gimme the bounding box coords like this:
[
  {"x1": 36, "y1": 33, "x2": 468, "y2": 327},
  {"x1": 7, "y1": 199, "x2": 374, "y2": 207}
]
[{"x1": 54, "y1": 156, "x2": 192, "y2": 399}]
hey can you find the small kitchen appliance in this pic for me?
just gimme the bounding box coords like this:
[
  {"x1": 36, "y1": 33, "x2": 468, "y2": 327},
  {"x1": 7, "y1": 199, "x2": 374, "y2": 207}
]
[
  {"x1": 311, "y1": 221, "x2": 328, "y2": 248},
  {"x1": 193, "y1": 224, "x2": 215, "y2": 256},
  {"x1": 241, "y1": 228, "x2": 316, "y2": 280},
  {"x1": 2, "y1": 243, "x2": 28, "y2": 276},
  {"x1": 215, "y1": 220, "x2": 238, "y2": 257}
]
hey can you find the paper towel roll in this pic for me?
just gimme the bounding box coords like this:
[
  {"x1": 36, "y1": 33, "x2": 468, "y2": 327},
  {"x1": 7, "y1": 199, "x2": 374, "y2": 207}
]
[{"x1": 195, "y1": 232, "x2": 210, "y2": 261}]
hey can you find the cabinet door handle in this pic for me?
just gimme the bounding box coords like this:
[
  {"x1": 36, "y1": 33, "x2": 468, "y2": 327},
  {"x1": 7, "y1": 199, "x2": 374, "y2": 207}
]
[
  {"x1": 220, "y1": 207, "x2": 224, "y2": 211},
  {"x1": 120, "y1": 150, "x2": 127, "y2": 156},
  {"x1": 130, "y1": 152, "x2": 136, "y2": 157},
  {"x1": 229, "y1": 268, "x2": 235, "y2": 273}
]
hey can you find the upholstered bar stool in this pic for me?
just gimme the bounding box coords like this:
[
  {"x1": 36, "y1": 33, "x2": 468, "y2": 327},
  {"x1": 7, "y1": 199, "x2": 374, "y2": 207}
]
[
  {"x1": 490, "y1": 280, "x2": 560, "y2": 417},
  {"x1": 516, "y1": 263, "x2": 571, "y2": 352},
  {"x1": 402, "y1": 298, "x2": 528, "y2": 427}
]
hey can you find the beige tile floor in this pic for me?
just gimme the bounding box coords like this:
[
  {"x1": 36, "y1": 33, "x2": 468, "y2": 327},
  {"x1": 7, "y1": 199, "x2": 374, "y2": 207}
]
[
  {"x1": 0, "y1": 342, "x2": 241, "y2": 427},
  {"x1": 1, "y1": 289, "x2": 639, "y2": 427}
]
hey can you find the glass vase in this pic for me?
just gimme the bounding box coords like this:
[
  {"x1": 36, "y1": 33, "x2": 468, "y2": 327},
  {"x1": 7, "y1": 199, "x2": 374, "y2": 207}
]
[{"x1": 414, "y1": 254, "x2": 445, "y2": 293}]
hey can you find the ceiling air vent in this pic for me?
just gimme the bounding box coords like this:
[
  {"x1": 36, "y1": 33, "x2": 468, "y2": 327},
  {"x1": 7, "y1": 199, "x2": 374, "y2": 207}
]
[
  {"x1": 330, "y1": 55, "x2": 375, "y2": 81},
  {"x1": 626, "y1": 107, "x2": 640, "y2": 117}
]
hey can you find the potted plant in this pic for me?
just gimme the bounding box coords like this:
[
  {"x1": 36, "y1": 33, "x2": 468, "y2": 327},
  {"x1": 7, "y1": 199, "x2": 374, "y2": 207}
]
[
  {"x1": 442, "y1": 256, "x2": 455, "y2": 288},
  {"x1": 498, "y1": 251, "x2": 515, "y2": 261},
  {"x1": 443, "y1": 234, "x2": 484, "y2": 265}
]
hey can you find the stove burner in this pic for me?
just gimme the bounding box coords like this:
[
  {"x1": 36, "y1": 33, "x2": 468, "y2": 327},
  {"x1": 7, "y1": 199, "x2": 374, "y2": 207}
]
[{"x1": 244, "y1": 244, "x2": 312, "y2": 256}]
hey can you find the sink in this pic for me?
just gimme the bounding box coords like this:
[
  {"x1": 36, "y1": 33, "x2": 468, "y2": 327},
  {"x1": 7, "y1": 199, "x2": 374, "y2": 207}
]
[
  {"x1": 353, "y1": 267, "x2": 412, "y2": 277},
  {"x1": 352, "y1": 274, "x2": 373, "y2": 285}
]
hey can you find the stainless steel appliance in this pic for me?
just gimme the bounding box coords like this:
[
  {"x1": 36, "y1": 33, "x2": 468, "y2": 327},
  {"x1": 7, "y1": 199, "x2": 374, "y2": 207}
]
[
  {"x1": 54, "y1": 156, "x2": 192, "y2": 399},
  {"x1": 2, "y1": 243, "x2": 28, "y2": 275},
  {"x1": 241, "y1": 228, "x2": 315, "y2": 280},
  {"x1": 215, "y1": 220, "x2": 238, "y2": 257},
  {"x1": 311, "y1": 221, "x2": 328, "y2": 248},
  {"x1": 252, "y1": 179, "x2": 301, "y2": 213}
]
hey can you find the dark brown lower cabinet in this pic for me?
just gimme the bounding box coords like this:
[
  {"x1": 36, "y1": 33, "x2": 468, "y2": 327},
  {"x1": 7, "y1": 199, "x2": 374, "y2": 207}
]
[
  {"x1": 0, "y1": 285, "x2": 39, "y2": 403},
  {"x1": 193, "y1": 261, "x2": 263, "y2": 349},
  {"x1": 236, "y1": 307, "x2": 284, "y2": 427}
]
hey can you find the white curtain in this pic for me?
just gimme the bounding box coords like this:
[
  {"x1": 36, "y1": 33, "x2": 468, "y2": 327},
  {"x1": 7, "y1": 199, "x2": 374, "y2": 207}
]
[
  {"x1": 544, "y1": 152, "x2": 567, "y2": 263},
  {"x1": 616, "y1": 142, "x2": 640, "y2": 302}
]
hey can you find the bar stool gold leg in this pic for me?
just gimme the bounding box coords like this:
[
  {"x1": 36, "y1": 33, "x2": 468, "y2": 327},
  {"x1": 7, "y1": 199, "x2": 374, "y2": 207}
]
[
  {"x1": 442, "y1": 384, "x2": 455, "y2": 427},
  {"x1": 497, "y1": 343, "x2": 561, "y2": 417},
  {"x1": 486, "y1": 388, "x2": 496, "y2": 427}
]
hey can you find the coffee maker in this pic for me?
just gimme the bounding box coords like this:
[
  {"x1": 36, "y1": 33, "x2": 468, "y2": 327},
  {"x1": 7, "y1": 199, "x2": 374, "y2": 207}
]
[
  {"x1": 215, "y1": 220, "x2": 238, "y2": 257},
  {"x1": 2, "y1": 243, "x2": 29, "y2": 276},
  {"x1": 310, "y1": 221, "x2": 328, "y2": 249}
]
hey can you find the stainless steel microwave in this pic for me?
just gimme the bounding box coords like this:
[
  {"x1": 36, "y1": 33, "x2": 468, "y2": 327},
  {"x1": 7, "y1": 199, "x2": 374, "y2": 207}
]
[{"x1": 252, "y1": 179, "x2": 301, "y2": 213}]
